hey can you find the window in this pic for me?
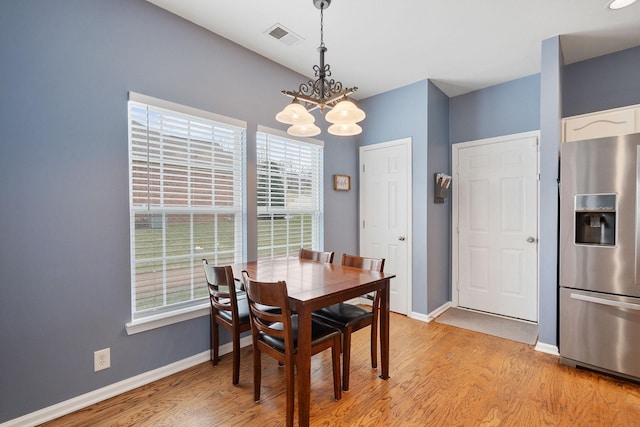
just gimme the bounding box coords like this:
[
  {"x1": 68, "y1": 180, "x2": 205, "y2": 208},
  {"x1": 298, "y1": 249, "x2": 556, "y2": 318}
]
[
  {"x1": 128, "y1": 92, "x2": 245, "y2": 321},
  {"x1": 256, "y1": 126, "x2": 323, "y2": 259}
]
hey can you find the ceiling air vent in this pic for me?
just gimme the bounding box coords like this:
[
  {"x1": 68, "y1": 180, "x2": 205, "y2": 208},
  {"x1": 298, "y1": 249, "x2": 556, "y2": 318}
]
[{"x1": 265, "y1": 24, "x2": 303, "y2": 46}]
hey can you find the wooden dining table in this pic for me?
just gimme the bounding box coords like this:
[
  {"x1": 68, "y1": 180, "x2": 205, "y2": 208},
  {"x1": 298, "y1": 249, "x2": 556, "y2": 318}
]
[{"x1": 231, "y1": 257, "x2": 395, "y2": 427}]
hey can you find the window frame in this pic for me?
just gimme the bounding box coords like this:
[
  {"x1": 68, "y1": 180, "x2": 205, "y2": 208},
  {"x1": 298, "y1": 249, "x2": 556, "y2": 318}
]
[
  {"x1": 125, "y1": 92, "x2": 246, "y2": 334},
  {"x1": 256, "y1": 125, "x2": 324, "y2": 260}
]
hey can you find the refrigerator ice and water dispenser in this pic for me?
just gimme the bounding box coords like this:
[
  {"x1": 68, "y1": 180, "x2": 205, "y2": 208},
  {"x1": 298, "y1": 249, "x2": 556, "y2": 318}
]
[{"x1": 574, "y1": 194, "x2": 616, "y2": 246}]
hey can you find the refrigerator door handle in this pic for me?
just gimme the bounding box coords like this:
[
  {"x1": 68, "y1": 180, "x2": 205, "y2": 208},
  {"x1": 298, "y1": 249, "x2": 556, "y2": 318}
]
[{"x1": 570, "y1": 292, "x2": 640, "y2": 311}]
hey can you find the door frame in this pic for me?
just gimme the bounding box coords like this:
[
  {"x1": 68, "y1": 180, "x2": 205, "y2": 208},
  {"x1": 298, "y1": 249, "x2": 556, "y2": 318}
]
[
  {"x1": 451, "y1": 130, "x2": 540, "y2": 317},
  {"x1": 359, "y1": 138, "x2": 412, "y2": 315}
]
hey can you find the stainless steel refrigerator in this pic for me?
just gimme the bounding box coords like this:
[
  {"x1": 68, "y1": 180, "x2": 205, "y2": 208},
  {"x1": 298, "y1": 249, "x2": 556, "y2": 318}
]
[{"x1": 560, "y1": 133, "x2": 640, "y2": 381}]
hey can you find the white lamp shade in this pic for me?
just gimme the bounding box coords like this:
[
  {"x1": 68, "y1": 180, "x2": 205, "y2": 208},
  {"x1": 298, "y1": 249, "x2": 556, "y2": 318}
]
[
  {"x1": 325, "y1": 100, "x2": 366, "y2": 124},
  {"x1": 287, "y1": 123, "x2": 321, "y2": 137},
  {"x1": 276, "y1": 102, "x2": 314, "y2": 125},
  {"x1": 328, "y1": 122, "x2": 362, "y2": 136},
  {"x1": 607, "y1": 0, "x2": 637, "y2": 9}
]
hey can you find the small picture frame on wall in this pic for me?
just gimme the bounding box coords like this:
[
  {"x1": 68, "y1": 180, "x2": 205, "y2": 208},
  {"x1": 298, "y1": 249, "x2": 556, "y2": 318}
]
[{"x1": 334, "y1": 174, "x2": 351, "y2": 191}]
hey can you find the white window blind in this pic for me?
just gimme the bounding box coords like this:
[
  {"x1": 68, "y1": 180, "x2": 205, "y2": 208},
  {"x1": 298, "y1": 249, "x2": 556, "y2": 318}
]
[
  {"x1": 128, "y1": 92, "x2": 245, "y2": 320},
  {"x1": 256, "y1": 127, "x2": 323, "y2": 260}
]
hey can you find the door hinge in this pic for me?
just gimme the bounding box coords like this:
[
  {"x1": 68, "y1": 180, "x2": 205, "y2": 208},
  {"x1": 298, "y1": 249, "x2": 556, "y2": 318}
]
[
  {"x1": 362, "y1": 164, "x2": 366, "y2": 173},
  {"x1": 362, "y1": 220, "x2": 365, "y2": 229}
]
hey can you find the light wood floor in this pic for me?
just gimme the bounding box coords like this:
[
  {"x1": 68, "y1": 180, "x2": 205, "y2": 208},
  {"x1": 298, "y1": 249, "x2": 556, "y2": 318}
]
[{"x1": 42, "y1": 312, "x2": 640, "y2": 426}]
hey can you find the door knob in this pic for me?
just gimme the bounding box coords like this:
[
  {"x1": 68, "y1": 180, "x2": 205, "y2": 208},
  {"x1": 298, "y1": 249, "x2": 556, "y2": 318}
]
[
  {"x1": 398, "y1": 236, "x2": 406, "y2": 241},
  {"x1": 526, "y1": 236, "x2": 536, "y2": 243}
]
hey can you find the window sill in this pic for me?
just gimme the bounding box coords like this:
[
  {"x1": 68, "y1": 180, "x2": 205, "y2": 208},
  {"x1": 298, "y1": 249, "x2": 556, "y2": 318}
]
[{"x1": 125, "y1": 303, "x2": 210, "y2": 335}]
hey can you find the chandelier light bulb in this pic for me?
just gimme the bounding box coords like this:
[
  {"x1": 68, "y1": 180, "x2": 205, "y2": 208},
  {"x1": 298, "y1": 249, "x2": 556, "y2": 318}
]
[
  {"x1": 276, "y1": 101, "x2": 314, "y2": 125},
  {"x1": 325, "y1": 100, "x2": 366, "y2": 124},
  {"x1": 328, "y1": 122, "x2": 362, "y2": 136},
  {"x1": 288, "y1": 123, "x2": 321, "y2": 137}
]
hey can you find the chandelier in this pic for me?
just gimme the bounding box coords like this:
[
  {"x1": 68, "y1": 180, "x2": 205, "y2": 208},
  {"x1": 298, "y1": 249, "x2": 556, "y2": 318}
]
[{"x1": 275, "y1": 0, "x2": 365, "y2": 137}]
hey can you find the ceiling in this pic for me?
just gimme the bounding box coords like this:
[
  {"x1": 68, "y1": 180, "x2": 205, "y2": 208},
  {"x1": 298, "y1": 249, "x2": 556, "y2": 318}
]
[{"x1": 146, "y1": 0, "x2": 640, "y2": 98}]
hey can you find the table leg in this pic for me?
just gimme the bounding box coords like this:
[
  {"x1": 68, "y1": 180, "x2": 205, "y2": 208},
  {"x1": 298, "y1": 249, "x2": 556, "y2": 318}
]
[
  {"x1": 297, "y1": 305, "x2": 312, "y2": 427},
  {"x1": 379, "y1": 278, "x2": 390, "y2": 380}
]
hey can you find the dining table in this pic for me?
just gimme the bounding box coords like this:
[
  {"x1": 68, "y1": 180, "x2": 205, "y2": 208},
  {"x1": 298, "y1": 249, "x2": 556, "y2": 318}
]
[{"x1": 231, "y1": 257, "x2": 395, "y2": 427}]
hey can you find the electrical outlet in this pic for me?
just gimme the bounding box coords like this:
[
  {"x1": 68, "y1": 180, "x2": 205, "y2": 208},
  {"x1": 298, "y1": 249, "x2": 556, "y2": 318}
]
[{"x1": 94, "y1": 348, "x2": 111, "y2": 372}]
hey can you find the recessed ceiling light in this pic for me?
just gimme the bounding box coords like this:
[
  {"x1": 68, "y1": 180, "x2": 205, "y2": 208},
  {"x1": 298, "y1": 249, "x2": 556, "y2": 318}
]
[{"x1": 607, "y1": 0, "x2": 637, "y2": 10}]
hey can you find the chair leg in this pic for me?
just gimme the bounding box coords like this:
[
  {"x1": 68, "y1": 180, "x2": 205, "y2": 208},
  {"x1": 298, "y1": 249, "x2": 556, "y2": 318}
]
[
  {"x1": 342, "y1": 328, "x2": 352, "y2": 391},
  {"x1": 253, "y1": 345, "x2": 261, "y2": 403},
  {"x1": 285, "y1": 361, "x2": 295, "y2": 427},
  {"x1": 232, "y1": 328, "x2": 241, "y2": 385},
  {"x1": 211, "y1": 316, "x2": 219, "y2": 366},
  {"x1": 331, "y1": 335, "x2": 342, "y2": 400},
  {"x1": 370, "y1": 317, "x2": 378, "y2": 369}
]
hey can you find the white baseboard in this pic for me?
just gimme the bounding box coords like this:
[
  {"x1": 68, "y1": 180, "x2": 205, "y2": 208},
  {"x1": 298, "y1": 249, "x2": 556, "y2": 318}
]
[
  {"x1": 535, "y1": 341, "x2": 559, "y2": 356},
  {"x1": 426, "y1": 301, "x2": 451, "y2": 322},
  {"x1": 1, "y1": 336, "x2": 253, "y2": 427},
  {"x1": 408, "y1": 311, "x2": 430, "y2": 323},
  {"x1": 407, "y1": 301, "x2": 451, "y2": 323}
]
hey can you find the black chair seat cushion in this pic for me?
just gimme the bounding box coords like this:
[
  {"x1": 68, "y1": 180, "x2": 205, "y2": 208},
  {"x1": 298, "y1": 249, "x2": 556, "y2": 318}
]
[
  {"x1": 261, "y1": 315, "x2": 340, "y2": 352},
  {"x1": 312, "y1": 302, "x2": 373, "y2": 326},
  {"x1": 217, "y1": 296, "x2": 281, "y2": 324},
  {"x1": 217, "y1": 296, "x2": 251, "y2": 323}
]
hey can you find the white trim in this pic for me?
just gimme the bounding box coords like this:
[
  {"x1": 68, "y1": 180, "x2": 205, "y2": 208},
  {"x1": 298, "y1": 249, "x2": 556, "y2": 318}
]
[
  {"x1": 451, "y1": 130, "x2": 540, "y2": 150},
  {"x1": 535, "y1": 342, "x2": 560, "y2": 356},
  {"x1": 426, "y1": 301, "x2": 451, "y2": 322},
  {"x1": 1, "y1": 337, "x2": 253, "y2": 427},
  {"x1": 257, "y1": 124, "x2": 324, "y2": 147},
  {"x1": 125, "y1": 303, "x2": 209, "y2": 335},
  {"x1": 128, "y1": 91, "x2": 246, "y2": 128},
  {"x1": 408, "y1": 311, "x2": 431, "y2": 323}
]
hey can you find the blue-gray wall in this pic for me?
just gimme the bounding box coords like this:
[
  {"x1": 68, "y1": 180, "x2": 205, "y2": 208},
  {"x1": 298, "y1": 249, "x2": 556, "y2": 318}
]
[
  {"x1": 357, "y1": 80, "x2": 451, "y2": 315},
  {"x1": 0, "y1": 0, "x2": 359, "y2": 422},
  {"x1": 538, "y1": 36, "x2": 563, "y2": 347},
  {"x1": 356, "y1": 80, "x2": 450, "y2": 316},
  {"x1": 426, "y1": 82, "x2": 451, "y2": 312},
  {"x1": 449, "y1": 74, "x2": 541, "y2": 144},
  {"x1": 563, "y1": 45, "x2": 640, "y2": 118},
  {"x1": 357, "y1": 80, "x2": 429, "y2": 315}
]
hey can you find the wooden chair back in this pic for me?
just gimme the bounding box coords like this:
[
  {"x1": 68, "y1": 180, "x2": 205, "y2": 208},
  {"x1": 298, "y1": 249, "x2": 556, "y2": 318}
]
[
  {"x1": 242, "y1": 271, "x2": 292, "y2": 348},
  {"x1": 202, "y1": 261, "x2": 241, "y2": 317},
  {"x1": 299, "y1": 248, "x2": 334, "y2": 263},
  {"x1": 341, "y1": 253, "x2": 385, "y2": 273}
]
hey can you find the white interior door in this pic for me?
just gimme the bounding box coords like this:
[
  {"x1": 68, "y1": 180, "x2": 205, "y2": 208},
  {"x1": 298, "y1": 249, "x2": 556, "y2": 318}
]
[
  {"x1": 453, "y1": 132, "x2": 538, "y2": 322},
  {"x1": 360, "y1": 138, "x2": 411, "y2": 315}
]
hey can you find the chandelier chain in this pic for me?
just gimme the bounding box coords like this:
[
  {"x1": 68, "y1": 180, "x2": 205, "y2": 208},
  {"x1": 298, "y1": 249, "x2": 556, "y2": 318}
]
[{"x1": 319, "y1": 4, "x2": 325, "y2": 47}]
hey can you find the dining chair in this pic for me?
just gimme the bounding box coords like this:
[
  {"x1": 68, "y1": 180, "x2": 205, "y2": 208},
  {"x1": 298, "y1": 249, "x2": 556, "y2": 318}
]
[
  {"x1": 312, "y1": 253, "x2": 385, "y2": 391},
  {"x1": 242, "y1": 271, "x2": 342, "y2": 427},
  {"x1": 299, "y1": 248, "x2": 334, "y2": 263},
  {"x1": 202, "y1": 259, "x2": 250, "y2": 386}
]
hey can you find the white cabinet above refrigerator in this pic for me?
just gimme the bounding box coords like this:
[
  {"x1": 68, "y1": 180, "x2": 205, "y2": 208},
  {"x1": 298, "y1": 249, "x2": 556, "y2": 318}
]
[{"x1": 562, "y1": 104, "x2": 640, "y2": 143}]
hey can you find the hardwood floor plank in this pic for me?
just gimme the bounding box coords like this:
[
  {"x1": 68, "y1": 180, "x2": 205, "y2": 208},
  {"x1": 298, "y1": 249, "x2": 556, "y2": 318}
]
[{"x1": 41, "y1": 313, "x2": 640, "y2": 426}]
